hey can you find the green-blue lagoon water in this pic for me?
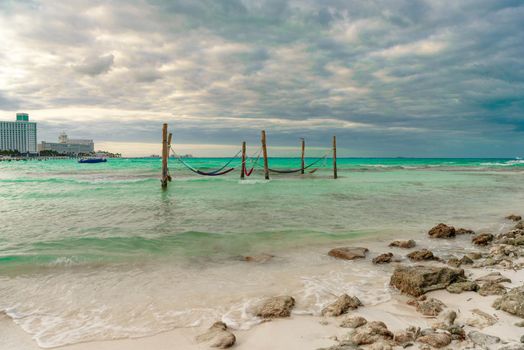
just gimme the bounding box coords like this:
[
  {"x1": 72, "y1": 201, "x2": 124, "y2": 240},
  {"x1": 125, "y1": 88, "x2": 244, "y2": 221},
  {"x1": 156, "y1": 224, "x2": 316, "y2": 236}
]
[{"x1": 1, "y1": 157, "x2": 524, "y2": 347}]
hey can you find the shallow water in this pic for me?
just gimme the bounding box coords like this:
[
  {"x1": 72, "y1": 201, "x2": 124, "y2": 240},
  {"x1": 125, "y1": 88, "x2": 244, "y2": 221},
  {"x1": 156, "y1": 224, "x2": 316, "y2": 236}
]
[{"x1": 1, "y1": 157, "x2": 524, "y2": 347}]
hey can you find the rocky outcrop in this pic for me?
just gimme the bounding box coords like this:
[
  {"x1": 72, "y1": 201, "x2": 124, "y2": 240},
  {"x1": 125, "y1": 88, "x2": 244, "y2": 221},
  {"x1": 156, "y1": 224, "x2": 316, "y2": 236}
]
[
  {"x1": 478, "y1": 281, "x2": 506, "y2": 296},
  {"x1": 351, "y1": 321, "x2": 393, "y2": 345},
  {"x1": 490, "y1": 244, "x2": 522, "y2": 258},
  {"x1": 393, "y1": 326, "x2": 419, "y2": 346},
  {"x1": 417, "y1": 332, "x2": 452, "y2": 348},
  {"x1": 468, "y1": 331, "x2": 500, "y2": 348},
  {"x1": 473, "y1": 256, "x2": 516, "y2": 269},
  {"x1": 328, "y1": 247, "x2": 368, "y2": 260},
  {"x1": 467, "y1": 252, "x2": 483, "y2": 260},
  {"x1": 456, "y1": 228, "x2": 475, "y2": 235},
  {"x1": 196, "y1": 322, "x2": 236, "y2": 349},
  {"x1": 389, "y1": 239, "x2": 416, "y2": 248},
  {"x1": 255, "y1": 296, "x2": 295, "y2": 318},
  {"x1": 475, "y1": 272, "x2": 511, "y2": 284},
  {"x1": 472, "y1": 233, "x2": 494, "y2": 246},
  {"x1": 493, "y1": 285, "x2": 524, "y2": 318},
  {"x1": 317, "y1": 342, "x2": 360, "y2": 350},
  {"x1": 430, "y1": 310, "x2": 466, "y2": 341},
  {"x1": 446, "y1": 281, "x2": 478, "y2": 293},
  {"x1": 447, "y1": 255, "x2": 473, "y2": 268},
  {"x1": 506, "y1": 214, "x2": 522, "y2": 222},
  {"x1": 465, "y1": 309, "x2": 498, "y2": 329},
  {"x1": 372, "y1": 253, "x2": 393, "y2": 264},
  {"x1": 410, "y1": 297, "x2": 445, "y2": 316},
  {"x1": 437, "y1": 309, "x2": 457, "y2": 326},
  {"x1": 321, "y1": 294, "x2": 361, "y2": 316},
  {"x1": 407, "y1": 249, "x2": 439, "y2": 261},
  {"x1": 428, "y1": 223, "x2": 456, "y2": 238},
  {"x1": 390, "y1": 265, "x2": 465, "y2": 297},
  {"x1": 340, "y1": 315, "x2": 367, "y2": 328},
  {"x1": 496, "y1": 229, "x2": 524, "y2": 246}
]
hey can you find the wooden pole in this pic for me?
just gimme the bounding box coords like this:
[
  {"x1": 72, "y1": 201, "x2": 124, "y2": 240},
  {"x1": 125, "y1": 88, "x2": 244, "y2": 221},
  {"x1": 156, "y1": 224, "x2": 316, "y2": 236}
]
[
  {"x1": 261, "y1": 130, "x2": 269, "y2": 180},
  {"x1": 167, "y1": 132, "x2": 172, "y2": 182},
  {"x1": 241, "y1": 141, "x2": 246, "y2": 179},
  {"x1": 161, "y1": 123, "x2": 168, "y2": 188},
  {"x1": 301, "y1": 138, "x2": 305, "y2": 175},
  {"x1": 332, "y1": 135, "x2": 338, "y2": 179}
]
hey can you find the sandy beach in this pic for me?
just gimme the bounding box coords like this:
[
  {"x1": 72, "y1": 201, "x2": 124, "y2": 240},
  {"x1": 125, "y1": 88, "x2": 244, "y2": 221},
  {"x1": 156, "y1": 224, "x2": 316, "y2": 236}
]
[{"x1": 3, "y1": 216, "x2": 523, "y2": 350}]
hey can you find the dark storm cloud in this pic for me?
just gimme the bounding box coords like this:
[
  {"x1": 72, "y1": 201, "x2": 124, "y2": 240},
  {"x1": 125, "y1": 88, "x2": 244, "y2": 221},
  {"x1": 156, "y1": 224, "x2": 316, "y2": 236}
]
[
  {"x1": 1, "y1": 0, "x2": 524, "y2": 156},
  {"x1": 73, "y1": 54, "x2": 115, "y2": 76}
]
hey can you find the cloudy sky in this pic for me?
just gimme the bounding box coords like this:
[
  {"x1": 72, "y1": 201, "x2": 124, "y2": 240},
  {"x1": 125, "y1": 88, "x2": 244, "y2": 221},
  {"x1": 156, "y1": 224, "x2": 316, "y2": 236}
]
[{"x1": 0, "y1": 0, "x2": 523, "y2": 157}]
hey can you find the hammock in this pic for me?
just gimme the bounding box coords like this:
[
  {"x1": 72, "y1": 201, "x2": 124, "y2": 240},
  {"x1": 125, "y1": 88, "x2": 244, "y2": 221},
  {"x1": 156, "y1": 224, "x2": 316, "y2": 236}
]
[
  {"x1": 268, "y1": 154, "x2": 328, "y2": 174},
  {"x1": 171, "y1": 146, "x2": 240, "y2": 176},
  {"x1": 197, "y1": 168, "x2": 235, "y2": 176},
  {"x1": 244, "y1": 150, "x2": 262, "y2": 177}
]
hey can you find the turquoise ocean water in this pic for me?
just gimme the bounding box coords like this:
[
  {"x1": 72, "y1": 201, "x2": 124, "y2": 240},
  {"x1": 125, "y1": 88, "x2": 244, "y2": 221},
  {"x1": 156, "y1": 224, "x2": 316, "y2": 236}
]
[{"x1": 1, "y1": 157, "x2": 524, "y2": 347}]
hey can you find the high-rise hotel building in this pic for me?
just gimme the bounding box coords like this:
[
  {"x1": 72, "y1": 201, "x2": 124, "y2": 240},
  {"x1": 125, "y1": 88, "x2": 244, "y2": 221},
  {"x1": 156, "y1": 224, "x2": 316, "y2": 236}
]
[{"x1": 0, "y1": 113, "x2": 38, "y2": 154}]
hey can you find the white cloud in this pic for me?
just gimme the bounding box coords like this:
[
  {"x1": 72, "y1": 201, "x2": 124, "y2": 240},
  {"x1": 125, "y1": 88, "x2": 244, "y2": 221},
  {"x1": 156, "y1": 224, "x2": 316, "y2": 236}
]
[
  {"x1": 0, "y1": 0, "x2": 523, "y2": 157},
  {"x1": 372, "y1": 39, "x2": 447, "y2": 58}
]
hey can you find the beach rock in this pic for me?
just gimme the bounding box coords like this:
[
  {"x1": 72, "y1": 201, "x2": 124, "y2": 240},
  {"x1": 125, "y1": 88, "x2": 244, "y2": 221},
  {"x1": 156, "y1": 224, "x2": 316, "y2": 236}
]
[
  {"x1": 372, "y1": 253, "x2": 393, "y2": 264},
  {"x1": 506, "y1": 214, "x2": 522, "y2": 222},
  {"x1": 368, "y1": 341, "x2": 392, "y2": 350},
  {"x1": 467, "y1": 252, "x2": 483, "y2": 260},
  {"x1": 407, "y1": 249, "x2": 439, "y2": 261},
  {"x1": 472, "y1": 233, "x2": 494, "y2": 246},
  {"x1": 390, "y1": 265, "x2": 466, "y2": 297},
  {"x1": 414, "y1": 297, "x2": 446, "y2": 316},
  {"x1": 478, "y1": 281, "x2": 507, "y2": 296},
  {"x1": 196, "y1": 322, "x2": 236, "y2": 349},
  {"x1": 460, "y1": 255, "x2": 474, "y2": 265},
  {"x1": 465, "y1": 309, "x2": 497, "y2": 328},
  {"x1": 516, "y1": 321, "x2": 524, "y2": 327},
  {"x1": 496, "y1": 229, "x2": 524, "y2": 246},
  {"x1": 468, "y1": 331, "x2": 500, "y2": 347},
  {"x1": 431, "y1": 310, "x2": 456, "y2": 334},
  {"x1": 340, "y1": 315, "x2": 367, "y2": 328},
  {"x1": 491, "y1": 244, "x2": 522, "y2": 258},
  {"x1": 389, "y1": 240, "x2": 416, "y2": 248},
  {"x1": 456, "y1": 228, "x2": 475, "y2": 235},
  {"x1": 417, "y1": 332, "x2": 452, "y2": 348},
  {"x1": 475, "y1": 272, "x2": 511, "y2": 284},
  {"x1": 492, "y1": 285, "x2": 524, "y2": 318},
  {"x1": 351, "y1": 321, "x2": 393, "y2": 345},
  {"x1": 328, "y1": 247, "x2": 368, "y2": 260},
  {"x1": 316, "y1": 342, "x2": 360, "y2": 350},
  {"x1": 521, "y1": 335, "x2": 524, "y2": 343},
  {"x1": 447, "y1": 325, "x2": 466, "y2": 341},
  {"x1": 322, "y1": 294, "x2": 362, "y2": 316},
  {"x1": 446, "y1": 281, "x2": 478, "y2": 294},
  {"x1": 446, "y1": 258, "x2": 461, "y2": 268},
  {"x1": 447, "y1": 255, "x2": 474, "y2": 268},
  {"x1": 515, "y1": 221, "x2": 524, "y2": 229},
  {"x1": 393, "y1": 326, "x2": 419, "y2": 345},
  {"x1": 438, "y1": 309, "x2": 457, "y2": 326},
  {"x1": 428, "y1": 223, "x2": 456, "y2": 238},
  {"x1": 242, "y1": 253, "x2": 274, "y2": 263},
  {"x1": 255, "y1": 296, "x2": 295, "y2": 318}
]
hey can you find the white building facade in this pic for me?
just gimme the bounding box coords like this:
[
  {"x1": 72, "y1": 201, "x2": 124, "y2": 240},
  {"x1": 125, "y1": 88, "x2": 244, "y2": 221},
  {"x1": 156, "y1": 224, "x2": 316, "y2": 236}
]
[
  {"x1": 0, "y1": 113, "x2": 38, "y2": 154},
  {"x1": 39, "y1": 132, "x2": 94, "y2": 155}
]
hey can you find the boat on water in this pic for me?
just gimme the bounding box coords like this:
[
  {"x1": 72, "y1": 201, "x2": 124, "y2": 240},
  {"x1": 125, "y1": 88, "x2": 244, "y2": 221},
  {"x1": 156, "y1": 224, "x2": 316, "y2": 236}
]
[{"x1": 78, "y1": 157, "x2": 107, "y2": 164}]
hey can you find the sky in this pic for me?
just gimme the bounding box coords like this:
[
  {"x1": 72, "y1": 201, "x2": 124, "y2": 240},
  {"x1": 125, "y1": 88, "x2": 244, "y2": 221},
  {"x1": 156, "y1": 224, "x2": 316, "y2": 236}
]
[{"x1": 0, "y1": 0, "x2": 523, "y2": 157}]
